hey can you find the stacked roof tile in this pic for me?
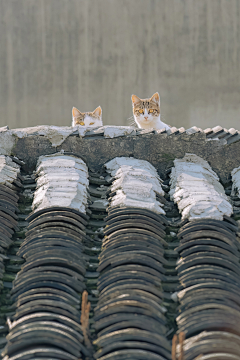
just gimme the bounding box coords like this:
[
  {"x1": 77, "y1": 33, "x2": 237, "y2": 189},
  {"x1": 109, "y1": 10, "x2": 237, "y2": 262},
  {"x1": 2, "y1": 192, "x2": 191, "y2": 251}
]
[
  {"x1": 32, "y1": 154, "x2": 89, "y2": 213},
  {"x1": 85, "y1": 171, "x2": 109, "y2": 341},
  {"x1": 0, "y1": 156, "x2": 22, "y2": 354},
  {"x1": 0, "y1": 125, "x2": 240, "y2": 359},
  {"x1": 169, "y1": 154, "x2": 233, "y2": 220},
  {"x1": 170, "y1": 154, "x2": 240, "y2": 358},
  {"x1": 105, "y1": 157, "x2": 166, "y2": 214},
  {"x1": 83, "y1": 124, "x2": 240, "y2": 145},
  {"x1": 2, "y1": 154, "x2": 90, "y2": 359},
  {"x1": 1, "y1": 125, "x2": 240, "y2": 149},
  {"x1": 0, "y1": 156, "x2": 21, "y2": 254},
  {"x1": 175, "y1": 217, "x2": 240, "y2": 359},
  {"x1": 93, "y1": 158, "x2": 171, "y2": 360},
  {"x1": 231, "y1": 166, "x2": 240, "y2": 216}
]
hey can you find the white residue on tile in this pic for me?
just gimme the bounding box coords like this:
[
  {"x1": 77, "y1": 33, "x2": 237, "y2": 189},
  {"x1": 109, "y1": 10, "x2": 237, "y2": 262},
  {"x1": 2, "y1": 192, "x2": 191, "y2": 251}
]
[
  {"x1": 32, "y1": 153, "x2": 89, "y2": 213},
  {"x1": 12, "y1": 125, "x2": 80, "y2": 147},
  {"x1": 0, "y1": 130, "x2": 17, "y2": 156},
  {"x1": 169, "y1": 153, "x2": 232, "y2": 220},
  {"x1": 0, "y1": 156, "x2": 20, "y2": 186},
  {"x1": 232, "y1": 166, "x2": 240, "y2": 197},
  {"x1": 0, "y1": 125, "x2": 238, "y2": 156},
  {"x1": 105, "y1": 157, "x2": 165, "y2": 214},
  {"x1": 103, "y1": 126, "x2": 136, "y2": 138},
  {"x1": 10, "y1": 125, "x2": 136, "y2": 146}
]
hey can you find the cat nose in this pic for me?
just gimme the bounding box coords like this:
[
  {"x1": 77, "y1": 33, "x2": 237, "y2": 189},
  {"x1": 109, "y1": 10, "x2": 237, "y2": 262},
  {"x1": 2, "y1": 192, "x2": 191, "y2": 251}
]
[{"x1": 144, "y1": 116, "x2": 148, "y2": 120}]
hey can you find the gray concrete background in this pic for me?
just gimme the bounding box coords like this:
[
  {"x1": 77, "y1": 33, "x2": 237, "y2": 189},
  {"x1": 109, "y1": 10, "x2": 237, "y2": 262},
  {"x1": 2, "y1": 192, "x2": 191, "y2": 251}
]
[{"x1": 0, "y1": 0, "x2": 240, "y2": 130}]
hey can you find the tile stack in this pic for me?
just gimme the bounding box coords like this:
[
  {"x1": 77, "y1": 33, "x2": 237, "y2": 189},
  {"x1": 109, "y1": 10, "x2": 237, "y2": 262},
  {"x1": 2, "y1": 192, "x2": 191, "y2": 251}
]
[
  {"x1": 2, "y1": 154, "x2": 90, "y2": 360},
  {"x1": 0, "y1": 166, "x2": 36, "y2": 358},
  {"x1": 0, "y1": 156, "x2": 21, "y2": 355},
  {"x1": 85, "y1": 170, "x2": 110, "y2": 339},
  {"x1": 170, "y1": 154, "x2": 240, "y2": 358},
  {"x1": 160, "y1": 168, "x2": 181, "y2": 339},
  {"x1": 169, "y1": 153, "x2": 232, "y2": 221},
  {"x1": 175, "y1": 216, "x2": 240, "y2": 359},
  {"x1": 231, "y1": 165, "x2": 240, "y2": 218},
  {"x1": 204, "y1": 126, "x2": 240, "y2": 145},
  {"x1": 0, "y1": 156, "x2": 21, "y2": 255},
  {"x1": 104, "y1": 157, "x2": 166, "y2": 214},
  {"x1": 93, "y1": 157, "x2": 171, "y2": 360}
]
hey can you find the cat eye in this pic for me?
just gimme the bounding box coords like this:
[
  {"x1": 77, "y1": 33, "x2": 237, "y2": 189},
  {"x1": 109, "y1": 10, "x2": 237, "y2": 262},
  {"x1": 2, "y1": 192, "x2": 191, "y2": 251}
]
[
  {"x1": 80, "y1": 122, "x2": 85, "y2": 126},
  {"x1": 89, "y1": 122, "x2": 95, "y2": 125},
  {"x1": 139, "y1": 109, "x2": 144, "y2": 114},
  {"x1": 149, "y1": 109, "x2": 154, "y2": 113}
]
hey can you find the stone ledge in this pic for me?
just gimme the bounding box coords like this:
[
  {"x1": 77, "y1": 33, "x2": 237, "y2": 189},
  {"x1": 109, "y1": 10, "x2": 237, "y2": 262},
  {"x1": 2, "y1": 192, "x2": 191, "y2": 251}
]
[{"x1": 8, "y1": 129, "x2": 240, "y2": 184}]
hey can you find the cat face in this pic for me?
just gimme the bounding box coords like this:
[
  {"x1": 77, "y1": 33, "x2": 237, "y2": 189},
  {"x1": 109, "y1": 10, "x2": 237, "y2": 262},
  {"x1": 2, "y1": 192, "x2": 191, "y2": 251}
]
[
  {"x1": 131, "y1": 92, "x2": 160, "y2": 127},
  {"x1": 72, "y1": 106, "x2": 103, "y2": 127}
]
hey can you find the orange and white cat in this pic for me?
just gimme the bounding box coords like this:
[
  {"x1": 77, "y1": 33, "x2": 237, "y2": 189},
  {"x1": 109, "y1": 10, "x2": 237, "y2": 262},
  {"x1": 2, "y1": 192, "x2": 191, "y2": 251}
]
[
  {"x1": 131, "y1": 92, "x2": 171, "y2": 130},
  {"x1": 72, "y1": 106, "x2": 103, "y2": 127}
]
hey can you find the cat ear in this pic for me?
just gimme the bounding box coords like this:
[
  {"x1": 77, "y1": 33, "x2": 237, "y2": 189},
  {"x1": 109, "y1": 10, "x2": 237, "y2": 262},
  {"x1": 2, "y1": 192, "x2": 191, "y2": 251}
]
[
  {"x1": 131, "y1": 94, "x2": 141, "y2": 106},
  {"x1": 93, "y1": 106, "x2": 102, "y2": 117},
  {"x1": 150, "y1": 92, "x2": 160, "y2": 105},
  {"x1": 72, "y1": 107, "x2": 82, "y2": 117}
]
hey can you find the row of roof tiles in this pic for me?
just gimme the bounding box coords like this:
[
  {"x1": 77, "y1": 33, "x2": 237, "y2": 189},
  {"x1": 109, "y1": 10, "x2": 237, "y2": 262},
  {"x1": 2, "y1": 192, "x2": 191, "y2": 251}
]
[{"x1": 1, "y1": 125, "x2": 240, "y2": 150}]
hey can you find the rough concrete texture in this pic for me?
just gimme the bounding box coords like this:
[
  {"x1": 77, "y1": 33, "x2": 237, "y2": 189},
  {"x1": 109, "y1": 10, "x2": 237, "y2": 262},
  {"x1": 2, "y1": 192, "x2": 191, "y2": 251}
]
[
  {"x1": 0, "y1": 0, "x2": 240, "y2": 130},
  {"x1": 11, "y1": 131, "x2": 240, "y2": 185}
]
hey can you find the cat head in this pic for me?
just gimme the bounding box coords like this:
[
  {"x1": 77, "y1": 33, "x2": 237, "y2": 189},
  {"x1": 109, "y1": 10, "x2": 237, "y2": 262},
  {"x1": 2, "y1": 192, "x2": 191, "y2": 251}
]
[
  {"x1": 72, "y1": 106, "x2": 102, "y2": 127},
  {"x1": 131, "y1": 92, "x2": 160, "y2": 128}
]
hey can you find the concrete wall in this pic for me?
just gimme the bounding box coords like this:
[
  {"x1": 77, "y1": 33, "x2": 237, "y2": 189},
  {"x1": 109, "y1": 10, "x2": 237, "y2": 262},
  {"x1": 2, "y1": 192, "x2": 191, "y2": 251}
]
[{"x1": 0, "y1": 0, "x2": 240, "y2": 130}]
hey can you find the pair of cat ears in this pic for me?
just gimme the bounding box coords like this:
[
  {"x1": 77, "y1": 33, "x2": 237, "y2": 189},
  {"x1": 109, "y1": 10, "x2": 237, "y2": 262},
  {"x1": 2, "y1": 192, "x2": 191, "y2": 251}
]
[
  {"x1": 73, "y1": 93, "x2": 159, "y2": 116},
  {"x1": 131, "y1": 92, "x2": 160, "y2": 105},
  {"x1": 72, "y1": 106, "x2": 102, "y2": 117}
]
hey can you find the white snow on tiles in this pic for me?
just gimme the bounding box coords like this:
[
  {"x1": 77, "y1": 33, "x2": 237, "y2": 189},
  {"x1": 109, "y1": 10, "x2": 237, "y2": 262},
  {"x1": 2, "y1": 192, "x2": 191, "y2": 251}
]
[
  {"x1": 105, "y1": 157, "x2": 165, "y2": 214},
  {"x1": 32, "y1": 153, "x2": 89, "y2": 213},
  {"x1": 169, "y1": 153, "x2": 232, "y2": 220},
  {"x1": 0, "y1": 156, "x2": 20, "y2": 187},
  {"x1": 232, "y1": 166, "x2": 240, "y2": 196}
]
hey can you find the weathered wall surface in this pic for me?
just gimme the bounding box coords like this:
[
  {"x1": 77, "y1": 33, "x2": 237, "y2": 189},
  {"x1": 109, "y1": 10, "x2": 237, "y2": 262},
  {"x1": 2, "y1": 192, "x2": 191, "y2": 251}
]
[
  {"x1": 12, "y1": 133, "x2": 240, "y2": 185},
  {"x1": 0, "y1": 0, "x2": 240, "y2": 129}
]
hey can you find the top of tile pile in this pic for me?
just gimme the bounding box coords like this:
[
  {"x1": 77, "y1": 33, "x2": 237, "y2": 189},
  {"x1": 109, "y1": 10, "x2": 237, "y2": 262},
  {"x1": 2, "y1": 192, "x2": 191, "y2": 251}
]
[{"x1": 0, "y1": 124, "x2": 240, "y2": 149}]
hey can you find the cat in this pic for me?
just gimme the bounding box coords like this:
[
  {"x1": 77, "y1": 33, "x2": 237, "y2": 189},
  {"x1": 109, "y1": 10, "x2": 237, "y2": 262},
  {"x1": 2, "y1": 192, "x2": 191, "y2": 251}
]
[
  {"x1": 72, "y1": 106, "x2": 103, "y2": 127},
  {"x1": 131, "y1": 92, "x2": 171, "y2": 130}
]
